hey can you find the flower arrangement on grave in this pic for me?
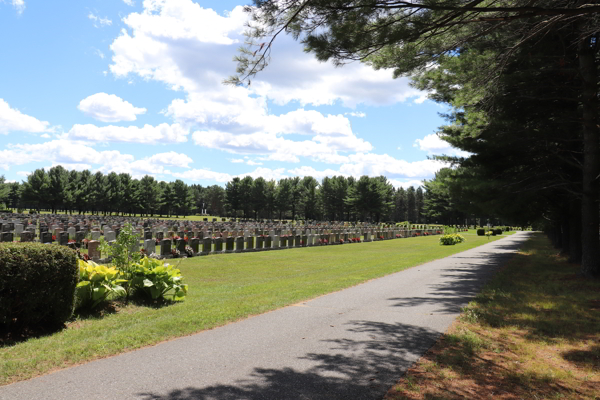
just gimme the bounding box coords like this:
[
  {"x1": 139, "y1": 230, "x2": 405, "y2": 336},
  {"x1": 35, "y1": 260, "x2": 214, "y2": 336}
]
[
  {"x1": 149, "y1": 252, "x2": 160, "y2": 260},
  {"x1": 140, "y1": 248, "x2": 147, "y2": 255},
  {"x1": 52, "y1": 235, "x2": 56, "y2": 241},
  {"x1": 396, "y1": 234, "x2": 402, "y2": 238},
  {"x1": 424, "y1": 232, "x2": 430, "y2": 236},
  {"x1": 171, "y1": 248, "x2": 181, "y2": 258},
  {"x1": 300, "y1": 240, "x2": 304, "y2": 245},
  {"x1": 184, "y1": 245, "x2": 194, "y2": 257},
  {"x1": 82, "y1": 238, "x2": 89, "y2": 245},
  {"x1": 155, "y1": 238, "x2": 161, "y2": 245},
  {"x1": 379, "y1": 235, "x2": 384, "y2": 240},
  {"x1": 323, "y1": 239, "x2": 328, "y2": 245},
  {"x1": 76, "y1": 249, "x2": 90, "y2": 261},
  {"x1": 339, "y1": 238, "x2": 344, "y2": 244},
  {"x1": 436, "y1": 230, "x2": 442, "y2": 234},
  {"x1": 184, "y1": 236, "x2": 189, "y2": 242},
  {"x1": 68, "y1": 239, "x2": 76, "y2": 244},
  {"x1": 414, "y1": 232, "x2": 421, "y2": 237}
]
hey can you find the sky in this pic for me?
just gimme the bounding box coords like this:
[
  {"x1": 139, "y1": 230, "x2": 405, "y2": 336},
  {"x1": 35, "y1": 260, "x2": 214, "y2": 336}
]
[{"x1": 0, "y1": 0, "x2": 463, "y2": 188}]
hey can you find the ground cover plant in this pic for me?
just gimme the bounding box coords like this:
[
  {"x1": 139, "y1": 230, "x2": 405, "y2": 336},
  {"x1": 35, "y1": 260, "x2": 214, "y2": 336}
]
[
  {"x1": 385, "y1": 233, "x2": 600, "y2": 400},
  {"x1": 0, "y1": 231, "x2": 512, "y2": 385}
]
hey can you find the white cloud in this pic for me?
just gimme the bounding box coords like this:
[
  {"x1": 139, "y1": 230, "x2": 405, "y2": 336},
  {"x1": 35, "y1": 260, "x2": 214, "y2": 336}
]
[
  {"x1": 339, "y1": 153, "x2": 447, "y2": 179},
  {"x1": 237, "y1": 167, "x2": 287, "y2": 181},
  {"x1": 16, "y1": 171, "x2": 30, "y2": 177},
  {"x1": 246, "y1": 160, "x2": 262, "y2": 166},
  {"x1": 2, "y1": 140, "x2": 192, "y2": 179},
  {"x1": 95, "y1": 49, "x2": 105, "y2": 59},
  {"x1": 172, "y1": 168, "x2": 232, "y2": 183},
  {"x1": 144, "y1": 151, "x2": 193, "y2": 168},
  {"x1": 287, "y1": 166, "x2": 347, "y2": 181},
  {"x1": 88, "y1": 13, "x2": 112, "y2": 27},
  {"x1": 67, "y1": 123, "x2": 188, "y2": 144},
  {"x1": 0, "y1": 99, "x2": 51, "y2": 134},
  {"x1": 414, "y1": 133, "x2": 471, "y2": 157},
  {"x1": 388, "y1": 179, "x2": 424, "y2": 189},
  {"x1": 12, "y1": 0, "x2": 25, "y2": 14},
  {"x1": 345, "y1": 112, "x2": 366, "y2": 118},
  {"x1": 77, "y1": 93, "x2": 146, "y2": 122},
  {"x1": 123, "y1": 0, "x2": 134, "y2": 5},
  {"x1": 231, "y1": 158, "x2": 244, "y2": 163},
  {"x1": 40, "y1": 133, "x2": 51, "y2": 139}
]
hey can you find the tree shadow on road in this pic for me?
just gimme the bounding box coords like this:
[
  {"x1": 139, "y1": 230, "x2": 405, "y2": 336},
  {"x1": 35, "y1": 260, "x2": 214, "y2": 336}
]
[{"x1": 137, "y1": 320, "x2": 441, "y2": 400}]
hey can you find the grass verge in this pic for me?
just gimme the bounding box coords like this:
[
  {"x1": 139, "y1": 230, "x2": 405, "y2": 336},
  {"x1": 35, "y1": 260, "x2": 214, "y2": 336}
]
[
  {"x1": 385, "y1": 233, "x2": 600, "y2": 400},
  {"x1": 1, "y1": 231, "x2": 510, "y2": 386}
]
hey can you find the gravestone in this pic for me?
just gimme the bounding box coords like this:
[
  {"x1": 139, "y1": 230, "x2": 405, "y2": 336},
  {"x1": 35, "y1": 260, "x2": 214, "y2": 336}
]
[
  {"x1": 235, "y1": 237, "x2": 244, "y2": 253},
  {"x1": 105, "y1": 231, "x2": 116, "y2": 242},
  {"x1": 91, "y1": 231, "x2": 101, "y2": 240},
  {"x1": 67, "y1": 227, "x2": 76, "y2": 238},
  {"x1": 202, "y1": 238, "x2": 212, "y2": 255},
  {"x1": 176, "y1": 239, "x2": 186, "y2": 253},
  {"x1": 59, "y1": 232, "x2": 69, "y2": 246},
  {"x1": 75, "y1": 231, "x2": 85, "y2": 243},
  {"x1": 160, "y1": 239, "x2": 171, "y2": 256},
  {"x1": 144, "y1": 239, "x2": 155, "y2": 255},
  {"x1": 225, "y1": 237, "x2": 234, "y2": 253},
  {"x1": 88, "y1": 240, "x2": 100, "y2": 260},
  {"x1": 15, "y1": 224, "x2": 24, "y2": 236},
  {"x1": 190, "y1": 238, "x2": 199, "y2": 253},
  {"x1": 1, "y1": 232, "x2": 13, "y2": 242},
  {"x1": 20, "y1": 231, "x2": 33, "y2": 242}
]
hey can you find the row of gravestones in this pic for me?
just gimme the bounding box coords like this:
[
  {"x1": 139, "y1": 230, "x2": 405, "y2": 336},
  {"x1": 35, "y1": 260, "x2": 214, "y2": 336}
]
[{"x1": 86, "y1": 228, "x2": 441, "y2": 261}]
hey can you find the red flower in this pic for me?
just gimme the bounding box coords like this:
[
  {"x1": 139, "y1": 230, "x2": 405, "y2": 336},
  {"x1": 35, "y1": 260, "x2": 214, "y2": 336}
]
[{"x1": 52, "y1": 235, "x2": 56, "y2": 241}]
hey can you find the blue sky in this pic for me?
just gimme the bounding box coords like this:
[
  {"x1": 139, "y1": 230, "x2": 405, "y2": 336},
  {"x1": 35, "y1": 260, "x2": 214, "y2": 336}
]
[{"x1": 0, "y1": 0, "x2": 461, "y2": 188}]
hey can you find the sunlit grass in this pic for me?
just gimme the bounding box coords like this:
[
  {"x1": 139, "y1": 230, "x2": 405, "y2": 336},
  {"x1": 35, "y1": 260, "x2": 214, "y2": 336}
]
[{"x1": 1, "y1": 232, "x2": 512, "y2": 386}]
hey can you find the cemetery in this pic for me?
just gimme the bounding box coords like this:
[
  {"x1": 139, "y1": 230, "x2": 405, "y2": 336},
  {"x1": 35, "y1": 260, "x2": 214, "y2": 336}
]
[{"x1": 0, "y1": 212, "x2": 450, "y2": 261}]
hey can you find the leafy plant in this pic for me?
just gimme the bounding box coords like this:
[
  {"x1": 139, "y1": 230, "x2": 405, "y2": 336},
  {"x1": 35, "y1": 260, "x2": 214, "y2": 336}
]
[
  {"x1": 99, "y1": 223, "x2": 142, "y2": 301},
  {"x1": 439, "y1": 233, "x2": 466, "y2": 246},
  {"x1": 131, "y1": 257, "x2": 188, "y2": 301},
  {"x1": 75, "y1": 259, "x2": 126, "y2": 310}
]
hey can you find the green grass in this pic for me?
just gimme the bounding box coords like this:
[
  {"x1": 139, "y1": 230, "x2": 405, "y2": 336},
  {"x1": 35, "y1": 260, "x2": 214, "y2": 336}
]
[
  {"x1": 385, "y1": 233, "x2": 600, "y2": 400},
  {"x1": 1, "y1": 231, "x2": 513, "y2": 385}
]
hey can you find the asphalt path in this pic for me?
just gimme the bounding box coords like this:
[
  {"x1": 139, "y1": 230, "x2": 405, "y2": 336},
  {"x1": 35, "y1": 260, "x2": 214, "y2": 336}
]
[{"x1": 0, "y1": 232, "x2": 532, "y2": 400}]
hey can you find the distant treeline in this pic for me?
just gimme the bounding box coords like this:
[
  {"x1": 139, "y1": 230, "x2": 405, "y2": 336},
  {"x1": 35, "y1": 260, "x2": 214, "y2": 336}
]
[{"x1": 0, "y1": 166, "x2": 441, "y2": 223}]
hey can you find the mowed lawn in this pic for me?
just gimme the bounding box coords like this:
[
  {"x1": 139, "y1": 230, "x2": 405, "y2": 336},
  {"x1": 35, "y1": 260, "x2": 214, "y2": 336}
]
[{"x1": 1, "y1": 231, "x2": 511, "y2": 385}]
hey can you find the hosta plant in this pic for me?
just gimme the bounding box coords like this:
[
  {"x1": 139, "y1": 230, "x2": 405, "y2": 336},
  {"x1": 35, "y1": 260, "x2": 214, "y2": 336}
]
[
  {"x1": 439, "y1": 234, "x2": 466, "y2": 246},
  {"x1": 75, "y1": 259, "x2": 126, "y2": 310},
  {"x1": 131, "y1": 257, "x2": 188, "y2": 301}
]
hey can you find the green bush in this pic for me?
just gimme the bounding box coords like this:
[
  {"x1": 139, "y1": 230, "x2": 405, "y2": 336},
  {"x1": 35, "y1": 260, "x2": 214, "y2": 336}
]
[
  {"x1": 494, "y1": 228, "x2": 503, "y2": 235},
  {"x1": 477, "y1": 229, "x2": 485, "y2": 236},
  {"x1": 439, "y1": 233, "x2": 466, "y2": 246},
  {"x1": 131, "y1": 257, "x2": 188, "y2": 301},
  {"x1": 0, "y1": 243, "x2": 78, "y2": 329},
  {"x1": 75, "y1": 260, "x2": 126, "y2": 311}
]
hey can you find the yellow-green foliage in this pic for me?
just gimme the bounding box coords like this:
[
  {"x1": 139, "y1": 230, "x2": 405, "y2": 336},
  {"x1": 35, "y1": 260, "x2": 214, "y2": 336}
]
[
  {"x1": 439, "y1": 233, "x2": 466, "y2": 246},
  {"x1": 75, "y1": 260, "x2": 126, "y2": 310},
  {"x1": 131, "y1": 257, "x2": 188, "y2": 301}
]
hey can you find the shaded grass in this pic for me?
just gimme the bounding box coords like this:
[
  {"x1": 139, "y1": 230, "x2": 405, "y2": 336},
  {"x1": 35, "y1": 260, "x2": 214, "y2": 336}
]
[
  {"x1": 0, "y1": 232, "x2": 510, "y2": 386},
  {"x1": 385, "y1": 233, "x2": 600, "y2": 400}
]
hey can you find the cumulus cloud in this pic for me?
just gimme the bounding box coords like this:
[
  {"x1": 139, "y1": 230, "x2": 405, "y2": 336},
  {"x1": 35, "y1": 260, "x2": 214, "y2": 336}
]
[
  {"x1": 67, "y1": 123, "x2": 188, "y2": 144},
  {"x1": 414, "y1": 133, "x2": 471, "y2": 157},
  {"x1": 2, "y1": 139, "x2": 192, "y2": 179},
  {"x1": 0, "y1": 99, "x2": 51, "y2": 134},
  {"x1": 77, "y1": 93, "x2": 147, "y2": 122},
  {"x1": 123, "y1": 0, "x2": 134, "y2": 5},
  {"x1": 172, "y1": 168, "x2": 232, "y2": 183},
  {"x1": 339, "y1": 153, "x2": 447, "y2": 179}
]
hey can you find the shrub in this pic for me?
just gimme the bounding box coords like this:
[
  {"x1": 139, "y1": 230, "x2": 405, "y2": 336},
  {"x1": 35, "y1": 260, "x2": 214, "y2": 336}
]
[
  {"x1": 0, "y1": 243, "x2": 78, "y2": 329},
  {"x1": 75, "y1": 260, "x2": 126, "y2": 311},
  {"x1": 131, "y1": 257, "x2": 188, "y2": 301},
  {"x1": 439, "y1": 234, "x2": 466, "y2": 246},
  {"x1": 494, "y1": 228, "x2": 502, "y2": 235},
  {"x1": 477, "y1": 229, "x2": 485, "y2": 236}
]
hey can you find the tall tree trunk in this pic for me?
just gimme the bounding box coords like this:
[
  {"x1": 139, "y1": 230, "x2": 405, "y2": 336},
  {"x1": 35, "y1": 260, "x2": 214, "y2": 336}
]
[{"x1": 578, "y1": 30, "x2": 600, "y2": 277}]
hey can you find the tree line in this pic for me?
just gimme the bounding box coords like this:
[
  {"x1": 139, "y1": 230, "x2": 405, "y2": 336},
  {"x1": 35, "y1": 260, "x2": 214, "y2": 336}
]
[{"x1": 0, "y1": 168, "x2": 448, "y2": 223}]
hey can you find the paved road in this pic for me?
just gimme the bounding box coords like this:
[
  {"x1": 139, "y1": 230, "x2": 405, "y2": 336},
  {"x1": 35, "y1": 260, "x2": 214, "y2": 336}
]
[{"x1": 0, "y1": 232, "x2": 531, "y2": 400}]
